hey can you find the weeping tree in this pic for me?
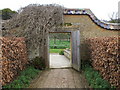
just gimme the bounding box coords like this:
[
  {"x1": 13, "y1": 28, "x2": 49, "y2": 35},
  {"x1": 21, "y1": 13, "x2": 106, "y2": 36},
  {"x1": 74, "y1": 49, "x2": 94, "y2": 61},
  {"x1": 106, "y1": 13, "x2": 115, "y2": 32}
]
[{"x1": 3, "y1": 4, "x2": 64, "y2": 58}]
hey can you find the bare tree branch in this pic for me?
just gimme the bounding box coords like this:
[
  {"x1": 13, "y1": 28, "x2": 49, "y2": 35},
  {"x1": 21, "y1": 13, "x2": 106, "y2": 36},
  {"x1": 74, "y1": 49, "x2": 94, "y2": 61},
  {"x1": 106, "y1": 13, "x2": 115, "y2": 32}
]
[{"x1": 3, "y1": 4, "x2": 64, "y2": 57}]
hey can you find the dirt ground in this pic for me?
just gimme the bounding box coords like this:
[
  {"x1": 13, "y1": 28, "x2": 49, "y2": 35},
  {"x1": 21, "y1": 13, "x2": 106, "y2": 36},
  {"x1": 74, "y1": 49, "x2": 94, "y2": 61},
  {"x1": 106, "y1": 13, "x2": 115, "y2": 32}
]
[{"x1": 29, "y1": 68, "x2": 89, "y2": 88}]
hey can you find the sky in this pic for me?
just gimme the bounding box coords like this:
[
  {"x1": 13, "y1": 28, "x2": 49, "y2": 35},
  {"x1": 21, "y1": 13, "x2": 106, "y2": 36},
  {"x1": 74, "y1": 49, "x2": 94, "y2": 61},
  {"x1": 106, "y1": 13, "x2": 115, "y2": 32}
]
[{"x1": 0, "y1": 0, "x2": 119, "y2": 20}]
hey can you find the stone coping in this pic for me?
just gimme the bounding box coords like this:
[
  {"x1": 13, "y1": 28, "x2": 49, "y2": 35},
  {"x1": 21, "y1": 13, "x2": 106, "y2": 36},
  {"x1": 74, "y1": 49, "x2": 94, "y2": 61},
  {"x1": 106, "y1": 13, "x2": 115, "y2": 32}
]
[{"x1": 64, "y1": 9, "x2": 120, "y2": 30}]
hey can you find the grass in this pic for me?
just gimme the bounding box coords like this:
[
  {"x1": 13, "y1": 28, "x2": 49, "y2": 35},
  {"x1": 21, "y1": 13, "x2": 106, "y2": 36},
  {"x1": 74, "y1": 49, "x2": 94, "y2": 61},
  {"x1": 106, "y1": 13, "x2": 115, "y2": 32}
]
[
  {"x1": 49, "y1": 49, "x2": 64, "y2": 53},
  {"x1": 3, "y1": 66, "x2": 40, "y2": 89},
  {"x1": 50, "y1": 39, "x2": 70, "y2": 46},
  {"x1": 82, "y1": 61, "x2": 116, "y2": 89},
  {"x1": 49, "y1": 39, "x2": 70, "y2": 49}
]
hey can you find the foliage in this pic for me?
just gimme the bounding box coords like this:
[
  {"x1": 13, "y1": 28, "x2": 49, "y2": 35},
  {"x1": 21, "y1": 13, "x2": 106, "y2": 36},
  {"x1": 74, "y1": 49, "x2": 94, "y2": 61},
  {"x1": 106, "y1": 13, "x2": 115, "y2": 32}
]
[
  {"x1": 0, "y1": 8, "x2": 17, "y2": 20},
  {"x1": 59, "y1": 50, "x2": 64, "y2": 55},
  {"x1": 2, "y1": 66, "x2": 40, "y2": 88},
  {"x1": 49, "y1": 39, "x2": 70, "y2": 49},
  {"x1": 86, "y1": 37, "x2": 119, "y2": 87},
  {"x1": 32, "y1": 57, "x2": 45, "y2": 70},
  {"x1": 50, "y1": 49, "x2": 63, "y2": 53},
  {"x1": 1, "y1": 37, "x2": 28, "y2": 86},
  {"x1": 82, "y1": 60, "x2": 116, "y2": 89},
  {"x1": 50, "y1": 45, "x2": 69, "y2": 49}
]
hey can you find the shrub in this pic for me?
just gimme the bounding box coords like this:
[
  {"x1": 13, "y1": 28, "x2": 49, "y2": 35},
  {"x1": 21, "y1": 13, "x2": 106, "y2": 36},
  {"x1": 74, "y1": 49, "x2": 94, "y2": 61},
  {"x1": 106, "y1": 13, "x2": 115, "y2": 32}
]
[
  {"x1": 1, "y1": 37, "x2": 28, "y2": 86},
  {"x1": 32, "y1": 57, "x2": 45, "y2": 70},
  {"x1": 86, "y1": 37, "x2": 119, "y2": 87},
  {"x1": 59, "y1": 50, "x2": 64, "y2": 55}
]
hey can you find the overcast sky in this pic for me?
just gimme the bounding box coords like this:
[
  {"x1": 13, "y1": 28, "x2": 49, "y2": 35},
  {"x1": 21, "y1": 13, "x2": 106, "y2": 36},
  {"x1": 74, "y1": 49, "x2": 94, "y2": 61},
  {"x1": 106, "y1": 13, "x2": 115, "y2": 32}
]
[{"x1": 0, "y1": 0, "x2": 119, "y2": 20}]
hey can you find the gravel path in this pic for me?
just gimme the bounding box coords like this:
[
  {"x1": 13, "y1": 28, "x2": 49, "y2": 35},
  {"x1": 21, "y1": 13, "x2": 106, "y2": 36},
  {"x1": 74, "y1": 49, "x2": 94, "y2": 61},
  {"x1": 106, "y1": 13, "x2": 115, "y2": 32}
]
[
  {"x1": 50, "y1": 53, "x2": 71, "y2": 68},
  {"x1": 29, "y1": 69, "x2": 89, "y2": 88}
]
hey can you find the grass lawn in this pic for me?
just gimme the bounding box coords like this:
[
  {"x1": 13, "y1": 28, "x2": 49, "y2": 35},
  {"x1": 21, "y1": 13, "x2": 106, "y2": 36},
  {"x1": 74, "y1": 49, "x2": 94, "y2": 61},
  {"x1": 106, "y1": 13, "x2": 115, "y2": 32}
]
[
  {"x1": 49, "y1": 39, "x2": 70, "y2": 49},
  {"x1": 49, "y1": 49, "x2": 64, "y2": 53},
  {"x1": 50, "y1": 39, "x2": 70, "y2": 46}
]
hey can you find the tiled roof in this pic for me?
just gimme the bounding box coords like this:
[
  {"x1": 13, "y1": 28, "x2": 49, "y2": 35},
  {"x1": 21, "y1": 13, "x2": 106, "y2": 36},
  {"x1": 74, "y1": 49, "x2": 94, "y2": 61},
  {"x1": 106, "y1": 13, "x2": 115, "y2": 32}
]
[{"x1": 64, "y1": 9, "x2": 120, "y2": 30}]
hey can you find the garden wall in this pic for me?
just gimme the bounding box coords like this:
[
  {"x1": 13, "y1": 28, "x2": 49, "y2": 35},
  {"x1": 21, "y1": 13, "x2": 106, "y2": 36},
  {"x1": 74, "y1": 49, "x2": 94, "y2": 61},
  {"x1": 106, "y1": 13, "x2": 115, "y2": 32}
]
[
  {"x1": 86, "y1": 36, "x2": 120, "y2": 87},
  {"x1": 2, "y1": 9, "x2": 120, "y2": 68},
  {"x1": 0, "y1": 37, "x2": 28, "y2": 86},
  {"x1": 64, "y1": 15, "x2": 119, "y2": 61}
]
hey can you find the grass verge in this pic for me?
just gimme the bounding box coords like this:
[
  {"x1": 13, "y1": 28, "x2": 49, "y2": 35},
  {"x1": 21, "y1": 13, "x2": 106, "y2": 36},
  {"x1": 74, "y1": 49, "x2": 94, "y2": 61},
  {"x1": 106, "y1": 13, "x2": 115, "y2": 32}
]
[
  {"x1": 2, "y1": 66, "x2": 40, "y2": 88},
  {"x1": 50, "y1": 49, "x2": 64, "y2": 53},
  {"x1": 82, "y1": 61, "x2": 116, "y2": 89}
]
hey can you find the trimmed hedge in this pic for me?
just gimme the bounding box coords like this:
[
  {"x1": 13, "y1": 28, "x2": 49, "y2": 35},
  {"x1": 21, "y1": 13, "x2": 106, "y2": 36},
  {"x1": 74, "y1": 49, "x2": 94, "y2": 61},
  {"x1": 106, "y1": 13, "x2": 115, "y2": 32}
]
[
  {"x1": 0, "y1": 37, "x2": 28, "y2": 86},
  {"x1": 86, "y1": 36, "x2": 120, "y2": 88}
]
